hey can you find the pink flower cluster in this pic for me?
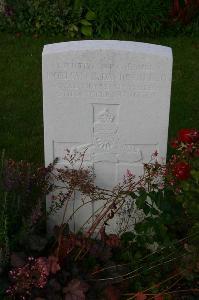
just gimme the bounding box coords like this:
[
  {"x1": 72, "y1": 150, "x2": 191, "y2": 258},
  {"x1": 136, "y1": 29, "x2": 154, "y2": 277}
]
[{"x1": 7, "y1": 257, "x2": 50, "y2": 299}]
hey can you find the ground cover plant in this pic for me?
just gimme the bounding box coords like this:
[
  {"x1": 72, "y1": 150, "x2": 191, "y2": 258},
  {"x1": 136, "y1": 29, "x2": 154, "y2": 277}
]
[{"x1": 0, "y1": 129, "x2": 198, "y2": 299}]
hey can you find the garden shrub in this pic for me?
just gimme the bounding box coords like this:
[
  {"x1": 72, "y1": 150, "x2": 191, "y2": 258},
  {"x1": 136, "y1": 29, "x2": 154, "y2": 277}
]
[
  {"x1": 85, "y1": 0, "x2": 170, "y2": 37},
  {"x1": 0, "y1": 151, "x2": 53, "y2": 266},
  {"x1": 0, "y1": 0, "x2": 199, "y2": 37},
  {"x1": 0, "y1": 129, "x2": 198, "y2": 299},
  {"x1": 13, "y1": 0, "x2": 82, "y2": 34},
  {"x1": 0, "y1": 0, "x2": 96, "y2": 37}
]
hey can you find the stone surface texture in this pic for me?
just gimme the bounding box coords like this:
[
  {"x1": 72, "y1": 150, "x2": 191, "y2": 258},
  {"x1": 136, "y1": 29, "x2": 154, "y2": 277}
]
[{"x1": 42, "y1": 40, "x2": 173, "y2": 233}]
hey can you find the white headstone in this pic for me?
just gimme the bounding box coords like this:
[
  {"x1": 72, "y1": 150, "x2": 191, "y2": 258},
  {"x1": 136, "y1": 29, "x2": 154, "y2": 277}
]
[{"x1": 42, "y1": 40, "x2": 172, "y2": 233}]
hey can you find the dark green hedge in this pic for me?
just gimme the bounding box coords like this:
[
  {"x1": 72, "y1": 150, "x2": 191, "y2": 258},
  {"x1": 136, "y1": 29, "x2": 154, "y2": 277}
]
[
  {"x1": 85, "y1": 0, "x2": 170, "y2": 36},
  {"x1": 0, "y1": 0, "x2": 199, "y2": 37},
  {"x1": 0, "y1": 0, "x2": 84, "y2": 35}
]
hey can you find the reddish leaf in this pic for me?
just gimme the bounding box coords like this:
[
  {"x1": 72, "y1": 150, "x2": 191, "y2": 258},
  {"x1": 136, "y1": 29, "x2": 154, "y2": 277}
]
[
  {"x1": 48, "y1": 256, "x2": 61, "y2": 274},
  {"x1": 63, "y1": 279, "x2": 89, "y2": 300},
  {"x1": 105, "y1": 285, "x2": 121, "y2": 300},
  {"x1": 135, "y1": 292, "x2": 147, "y2": 300}
]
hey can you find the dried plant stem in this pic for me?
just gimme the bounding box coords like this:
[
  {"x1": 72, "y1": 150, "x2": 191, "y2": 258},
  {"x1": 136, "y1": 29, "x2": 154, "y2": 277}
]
[
  {"x1": 125, "y1": 270, "x2": 184, "y2": 300},
  {"x1": 146, "y1": 275, "x2": 183, "y2": 300},
  {"x1": 92, "y1": 253, "x2": 186, "y2": 282},
  {"x1": 74, "y1": 193, "x2": 126, "y2": 260},
  {"x1": 167, "y1": 288, "x2": 199, "y2": 294},
  {"x1": 56, "y1": 190, "x2": 74, "y2": 257},
  {"x1": 91, "y1": 231, "x2": 199, "y2": 281},
  {"x1": 78, "y1": 200, "x2": 109, "y2": 232},
  {"x1": 64, "y1": 198, "x2": 94, "y2": 227},
  {"x1": 86, "y1": 187, "x2": 127, "y2": 238},
  {"x1": 91, "y1": 246, "x2": 178, "y2": 277}
]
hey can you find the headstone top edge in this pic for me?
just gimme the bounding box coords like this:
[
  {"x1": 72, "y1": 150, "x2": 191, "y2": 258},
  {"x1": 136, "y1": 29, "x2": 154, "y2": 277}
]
[{"x1": 42, "y1": 40, "x2": 172, "y2": 58}]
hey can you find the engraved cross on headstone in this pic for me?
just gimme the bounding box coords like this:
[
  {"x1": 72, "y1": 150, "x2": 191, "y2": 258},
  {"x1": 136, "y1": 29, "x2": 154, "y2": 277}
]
[
  {"x1": 54, "y1": 103, "x2": 158, "y2": 188},
  {"x1": 54, "y1": 104, "x2": 158, "y2": 233},
  {"x1": 56, "y1": 104, "x2": 157, "y2": 189}
]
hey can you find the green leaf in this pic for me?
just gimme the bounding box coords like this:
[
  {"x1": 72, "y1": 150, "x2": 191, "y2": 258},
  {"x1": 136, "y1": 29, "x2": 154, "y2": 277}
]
[
  {"x1": 143, "y1": 203, "x2": 150, "y2": 215},
  {"x1": 150, "y1": 207, "x2": 159, "y2": 215},
  {"x1": 181, "y1": 181, "x2": 190, "y2": 191},
  {"x1": 80, "y1": 19, "x2": 91, "y2": 26},
  {"x1": 68, "y1": 24, "x2": 78, "y2": 32},
  {"x1": 191, "y1": 169, "x2": 199, "y2": 180},
  {"x1": 81, "y1": 25, "x2": 92, "y2": 37},
  {"x1": 128, "y1": 192, "x2": 137, "y2": 199},
  {"x1": 35, "y1": 21, "x2": 41, "y2": 29},
  {"x1": 73, "y1": 0, "x2": 82, "y2": 11},
  {"x1": 121, "y1": 231, "x2": 135, "y2": 244},
  {"x1": 85, "y1": 10, "x2": 96, "y2": 20},
  {"x1": 136, "y1": 191, "x2": 147, "y2": 209},
  {"x1": 159, "y1": 199, "x2": 172, "y2": 212}
]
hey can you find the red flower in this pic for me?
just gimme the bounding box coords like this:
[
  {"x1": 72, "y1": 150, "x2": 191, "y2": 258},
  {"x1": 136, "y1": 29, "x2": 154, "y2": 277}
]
[
  {"x1": 173, "y1": 161, "x2": 191, "y2": 180},
  {"x1": 178, "y1": 129, "x2": 199, "y2": 144},
  {"x1": 170, "y1": 138, "x2": 179, "y2": 148}
]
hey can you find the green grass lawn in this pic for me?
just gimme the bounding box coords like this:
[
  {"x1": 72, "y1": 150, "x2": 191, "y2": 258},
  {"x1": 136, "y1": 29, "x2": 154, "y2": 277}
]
[{"x1": 0, "y1": 33, "x2": 199, "y2": 164}]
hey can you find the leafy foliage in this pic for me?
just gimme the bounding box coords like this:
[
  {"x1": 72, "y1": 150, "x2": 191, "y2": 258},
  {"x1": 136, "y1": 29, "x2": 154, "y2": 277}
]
[
  {"x1": 0, "y1": 0, "x2": 96, "y2": 37},
  {"x1": 0, "y1": 151, "x2": 53, "y2": 266},
  {"x1": 86, "y1": 0, "x2": 170, "y2": 37},
  {"x1": 63, "y1": 279, "x2": 89, "y2": 300},
  {"x1": 0, "y1": 0, "x2": 199, "y2": 37},
  {"x1": 0, "y1": 129, "x2": 199, "y2": 299}
]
